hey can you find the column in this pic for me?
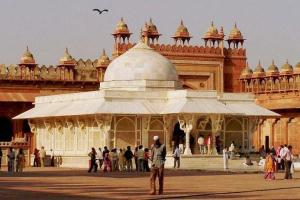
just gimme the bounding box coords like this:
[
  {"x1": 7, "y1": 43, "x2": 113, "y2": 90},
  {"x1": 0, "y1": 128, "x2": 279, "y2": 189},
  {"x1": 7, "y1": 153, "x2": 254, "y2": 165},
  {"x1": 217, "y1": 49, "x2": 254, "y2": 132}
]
[
  {"x1": 210, "y1": 115, "x2": 224, "y2": 155},
  {"x1": 163, "y1": 115, "x2": 173, "y2": 154},
  {"x1": 178, "y1": 114, "x2": 197, "y2": 156}
]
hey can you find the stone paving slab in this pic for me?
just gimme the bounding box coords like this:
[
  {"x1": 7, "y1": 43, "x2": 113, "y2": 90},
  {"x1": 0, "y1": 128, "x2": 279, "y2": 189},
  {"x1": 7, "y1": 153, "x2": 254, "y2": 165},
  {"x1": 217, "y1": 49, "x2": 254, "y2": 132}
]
[{"x1": 0, "y1": 167, "x2": 299, "y2": 199}]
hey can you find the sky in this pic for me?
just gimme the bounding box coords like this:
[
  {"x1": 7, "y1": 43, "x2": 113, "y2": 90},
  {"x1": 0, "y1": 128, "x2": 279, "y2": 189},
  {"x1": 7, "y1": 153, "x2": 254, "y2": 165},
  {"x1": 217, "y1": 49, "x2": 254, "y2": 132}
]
[{"x1": 0, "y1": 0, "x2": 299, "y2": 69}]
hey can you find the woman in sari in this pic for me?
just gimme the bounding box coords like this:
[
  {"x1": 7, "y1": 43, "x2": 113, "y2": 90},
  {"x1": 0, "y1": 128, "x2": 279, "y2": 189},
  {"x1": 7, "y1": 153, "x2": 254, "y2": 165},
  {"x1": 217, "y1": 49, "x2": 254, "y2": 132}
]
[
  {"x1": 103, "y1": 152, "x2": 111, "y2": 173},
  {"x1": 16, "y1": 148, "x2": 26, "y2": 172},
  {"x1": 264, "y1": 152, "x2": 276, "y2": 180}
]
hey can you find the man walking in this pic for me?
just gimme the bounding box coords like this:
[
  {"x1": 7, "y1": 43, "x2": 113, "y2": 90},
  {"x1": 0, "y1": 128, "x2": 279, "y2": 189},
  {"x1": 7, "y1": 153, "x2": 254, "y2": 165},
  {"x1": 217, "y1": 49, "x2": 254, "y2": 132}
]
[
  {"x1": 7, "y1": 147, "x2": 15, "y2": 173},
  {"x1": 40, "y1": 146, "x2": 46, "y2": 167},
  {"x1": 124, "y1": 146, "x2": 134, "y2": 172},
  {"x1": 137, "y1": 145, "x2": 145, "y2": 172},
  {"x1": 283, "y1": 145, "x2": 293, "y2": 179},
  {"x1": 96, "y1": 148, "x2": 103, "y2": 169},
  {"x1": 173, "y1": 145, "x2": 181, "y2": 168},
  {"x1": 150, "y1": 136, "x2": 166, "y2": 195}
]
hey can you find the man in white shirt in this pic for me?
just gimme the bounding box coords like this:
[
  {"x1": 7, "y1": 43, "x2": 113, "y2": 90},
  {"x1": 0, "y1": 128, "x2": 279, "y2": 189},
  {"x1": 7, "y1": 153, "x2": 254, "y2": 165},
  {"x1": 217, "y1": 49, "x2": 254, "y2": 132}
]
[
  {"x1": 283, "y1": 145, "x2": 293, "y2": 179},
  {"x1": 197, "y1": 135, "x2": 205, "y2": 154}
]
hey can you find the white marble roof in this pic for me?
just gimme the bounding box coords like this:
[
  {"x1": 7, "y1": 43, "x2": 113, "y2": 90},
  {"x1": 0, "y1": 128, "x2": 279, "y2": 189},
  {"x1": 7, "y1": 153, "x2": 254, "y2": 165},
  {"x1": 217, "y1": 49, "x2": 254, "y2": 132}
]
[{"x1": 14, "y1": 90, "x2": 279, "y2": 119}]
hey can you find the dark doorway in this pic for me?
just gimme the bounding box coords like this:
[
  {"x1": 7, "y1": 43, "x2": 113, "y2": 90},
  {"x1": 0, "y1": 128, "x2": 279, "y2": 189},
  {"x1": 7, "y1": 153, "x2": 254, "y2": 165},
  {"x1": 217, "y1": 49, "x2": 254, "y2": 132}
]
[
  {"x1": 0, "y1": 117, "x2": 13, "y2": 141},
  {"x1": 172, "y1": 122, "x2": 185, "y2": 148},
  {"x1": 265, "y1": 136, "x2": 270, "y2": 152}
]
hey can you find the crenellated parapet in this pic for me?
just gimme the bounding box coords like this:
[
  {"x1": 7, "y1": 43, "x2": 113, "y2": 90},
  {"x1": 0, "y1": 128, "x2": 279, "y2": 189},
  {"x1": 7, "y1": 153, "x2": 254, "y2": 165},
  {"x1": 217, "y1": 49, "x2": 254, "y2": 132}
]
[
  {"x1": 239, "y1": 60, "x2": 300, "y2": 94},
  {"x1": 113, "y1": 42, "x2": 247, "y2": 59},
  {"x1": 0, "y1": 48, "x2": 110, "y2": 82}
]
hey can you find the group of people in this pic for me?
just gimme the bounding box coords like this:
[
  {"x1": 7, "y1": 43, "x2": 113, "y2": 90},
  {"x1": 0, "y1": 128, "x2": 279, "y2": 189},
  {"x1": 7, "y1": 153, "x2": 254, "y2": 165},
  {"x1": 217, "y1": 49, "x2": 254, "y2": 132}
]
[
  {"x1": 33, "y1": 147, "x2": 55, "y2": 167},
  {"x1": 0, "y1": 147, "x2": 26, "y2": 173},
  {"x1": 88, "y1": 145, "x2": 151, "y2": 173},
  {"x1": 262, "y1": 144, "x2": 294, "y2": 180},
  {"x1": 88, "y1": 135, "x2": 166, "y2": 195}
]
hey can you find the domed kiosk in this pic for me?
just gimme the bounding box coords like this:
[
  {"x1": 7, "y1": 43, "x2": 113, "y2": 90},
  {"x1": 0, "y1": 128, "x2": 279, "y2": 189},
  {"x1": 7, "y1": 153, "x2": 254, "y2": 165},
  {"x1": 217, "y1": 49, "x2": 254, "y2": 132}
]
[{"x1": 15, "y1": 41, "x2": 278, "y2": 168}]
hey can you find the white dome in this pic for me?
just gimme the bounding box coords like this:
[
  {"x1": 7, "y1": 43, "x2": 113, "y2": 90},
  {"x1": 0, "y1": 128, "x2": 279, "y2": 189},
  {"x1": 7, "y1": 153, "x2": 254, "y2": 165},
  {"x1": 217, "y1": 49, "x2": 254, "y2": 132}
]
[{"x1": 104, "y1": 42, "x2": 178, "y2": 82}]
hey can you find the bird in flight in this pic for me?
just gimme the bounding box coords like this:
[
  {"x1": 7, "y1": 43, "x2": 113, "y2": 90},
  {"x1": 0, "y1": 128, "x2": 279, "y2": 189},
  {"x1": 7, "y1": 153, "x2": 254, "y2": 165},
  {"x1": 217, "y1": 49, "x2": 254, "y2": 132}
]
[{"x1": 93, "y1": 9, "x2": 109, "y2": 14}]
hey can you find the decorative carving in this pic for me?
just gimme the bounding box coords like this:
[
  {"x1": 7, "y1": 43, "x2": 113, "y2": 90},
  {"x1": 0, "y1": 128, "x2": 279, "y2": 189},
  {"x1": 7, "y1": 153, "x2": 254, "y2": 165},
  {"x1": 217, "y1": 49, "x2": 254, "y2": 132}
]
[
  {"x1": 54, "y1": 120, "x2": 63, "y2": 132},
  {"x1": 44, "y1": 120, "x2": 53, "y2": 132},
  {"x1": 65, "y1": 119, "x2": 74, "y2": 131},
  {"x1": 28, "y1": 120, "x2": 37, "y2": 133}
]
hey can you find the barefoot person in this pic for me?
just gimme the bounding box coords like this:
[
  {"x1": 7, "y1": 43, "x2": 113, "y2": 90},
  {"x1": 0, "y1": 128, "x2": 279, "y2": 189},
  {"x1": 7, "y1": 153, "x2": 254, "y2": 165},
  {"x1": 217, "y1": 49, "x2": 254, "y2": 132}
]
[{"x1": 150, "y1": 136, "x2": 166, "y2": 195}]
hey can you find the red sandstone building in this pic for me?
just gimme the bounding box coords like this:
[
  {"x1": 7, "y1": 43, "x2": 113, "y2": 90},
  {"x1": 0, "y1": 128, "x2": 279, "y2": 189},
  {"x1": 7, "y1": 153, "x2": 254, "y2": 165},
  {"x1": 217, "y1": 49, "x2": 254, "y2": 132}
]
[{"x1": 10, "y1": 18, "x2": 298, "y2": 155}]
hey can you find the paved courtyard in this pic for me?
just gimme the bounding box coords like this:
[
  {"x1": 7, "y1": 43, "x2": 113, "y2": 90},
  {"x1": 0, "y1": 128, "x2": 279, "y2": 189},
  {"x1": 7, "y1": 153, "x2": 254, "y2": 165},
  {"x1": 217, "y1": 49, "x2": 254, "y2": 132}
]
[{"x1": 0, "y1": 168, "x2": 300, "y2": 200}]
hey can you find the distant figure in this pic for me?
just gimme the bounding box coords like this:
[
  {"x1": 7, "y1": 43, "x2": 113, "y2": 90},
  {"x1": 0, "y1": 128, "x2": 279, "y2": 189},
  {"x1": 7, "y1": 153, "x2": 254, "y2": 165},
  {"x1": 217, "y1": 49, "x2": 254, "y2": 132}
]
[
  {"x1": 102, "y1": 146, "x2": 110, "y2": 158},
  {"x1": 229, "y1": 141, "x2": 235, "y2": 159},
  {"x1": 97, "y1": 148, "x2": 103, "y2": 169},
  {"x1": 206, "y1": 135, "x2": 212, "y2": 155},
  {"x1": 118, "y1": 149, "x2": 126, "y2": 172},
  {"x1": 0, "y1": 147, "x2": 3, "y2": 169},
  {"x1": 223, "y1": 146, "x2": 229, "y2": 170},
  {"x1": 40, "y1": 146, "x2": 46, "y2": 167},
  {"x1": 283, "y1": 145, "x2": 293, "y2": 179},
  {"x1": 88, "y1": 147, "x2": 98, "y2": 173},
  {"x1": 150, "y1": 136, "x2": 166, "y2": 195},
  {"x1": 103, "y1": 152, "x2": 111, "y2": 173},
  {"x1": 197, "y1": 135, "x2": 205, "y2": 154},
  {"x1": 144, "y1": 148, "x2": 150, "y2": 172},
  {"x1": 16, "y1": 148, "x2": 26, "y2": 172},
  {"x1": 33, "y1": 148, "x2": 40, "y2": 167},
  {"x1": 137, "y1": 145, "x2": 145, "y2": 172},
  {"x1": 124, "y1": 146, "x2": 134, "y2": 172},
  {"x1": 259, "y1": 145, "x2": 266, "y2": 158},
  {"x1": 50, "y1": 149, "x2": 55, "y2": 167},
  {"x1": 134, "y1": 146, "x2": 139, "y2": 171},
  {"x1": 243, "y1": 155, "x2": 253, "y2": 166},
  {"x1": 173, "y1": 145, "x2": 181, "y2": 168},
  {"x1": 111, "y1": 148, "x2": 119, "y2": 172},
  {"x1": 264, "y1": 152, "x2": 276, "y2": 180},
  {"x1": 258, "y1": 157, "x2": 266, "y2": 167},
  {"x1": 7, "y1": 147, "x2": 15, "y2": 173}
]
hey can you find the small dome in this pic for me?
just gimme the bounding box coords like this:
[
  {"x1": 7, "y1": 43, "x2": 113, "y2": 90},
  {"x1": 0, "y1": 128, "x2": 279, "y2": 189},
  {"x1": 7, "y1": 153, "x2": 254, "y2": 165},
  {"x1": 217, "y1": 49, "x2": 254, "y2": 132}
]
[
  {"x1": 115, "y1": 17, "x2": 129, "y2": 33},
  {"x1": 253, "y1": 61, "x2": 265, "y2": 77},
  {"x1": 294, "y1": 61, "x2": 300, "y2": 74},
  {"x1": 204, "y1": 21, "x2": 219, "y2": 37},
  {"x1": 280, "y1": 60, "x2": 293, "y2": 74},
  {"x1": 228, "y1": 23, "x2": 243, "y2": 40},
  {"x1": 148, "y1": 18, "x2": 158, "y2": 33},
  {"x1": 267, "y1": 60, "x2": 279, "y2": 71},
  {"x1": 241, "y1": 62, "x2": 253, "y2": 78},
  {"x1": 101, "y1": 41, "x2": 180, "y2": 90},
  {"x1": 20, "y1": 46, "x2": 36, "y2": 64},
  {"x1": 173, "y1": 20, "x2": 190, "y2": 38},
  {"x1": 59, "y1": 48, "x2": 75, "y2": 65},
  {"x1": 97, "y1": 49, "x2": 110, "y2": 67}
]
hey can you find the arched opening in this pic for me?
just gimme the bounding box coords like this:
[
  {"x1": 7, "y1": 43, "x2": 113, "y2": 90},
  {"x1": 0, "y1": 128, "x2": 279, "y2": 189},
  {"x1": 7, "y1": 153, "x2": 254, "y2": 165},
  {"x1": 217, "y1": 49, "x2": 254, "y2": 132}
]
[
  {"x1": 115, "y1": 117, "x2": 136, "y2": 149},
  {"x1": 172, "y1": 122, "x2": 185, "y2": 148},
  {"x1": 0, "y1": 117, "x2": 13, "y2": 141}
]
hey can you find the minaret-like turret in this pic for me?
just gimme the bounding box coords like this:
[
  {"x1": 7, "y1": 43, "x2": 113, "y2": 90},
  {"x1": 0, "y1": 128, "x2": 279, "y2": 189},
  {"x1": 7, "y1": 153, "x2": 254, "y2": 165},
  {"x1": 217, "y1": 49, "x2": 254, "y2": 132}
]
[
  {"x1": 172, "y1": 20, "x2": 192, "y2": 45},
  {"x1": 57, "y1": 48, "x2": 76, "y2": 81},
  {"x1": 18, "y1": 46, "x2": 37, "y2": 80},
  {"x1": 227, "y1": 23, "x2": 245, "y2": 48},
  {"x1": 202, "y1": 21, "x2": 224, "y2": 47}
]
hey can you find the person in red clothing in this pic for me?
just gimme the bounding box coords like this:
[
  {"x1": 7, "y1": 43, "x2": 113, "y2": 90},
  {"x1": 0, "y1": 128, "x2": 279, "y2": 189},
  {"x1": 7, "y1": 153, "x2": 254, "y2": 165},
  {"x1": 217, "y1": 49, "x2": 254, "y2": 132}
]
[{"x1": 144, "y1": 148, "x2": 150, "y2": 172}]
